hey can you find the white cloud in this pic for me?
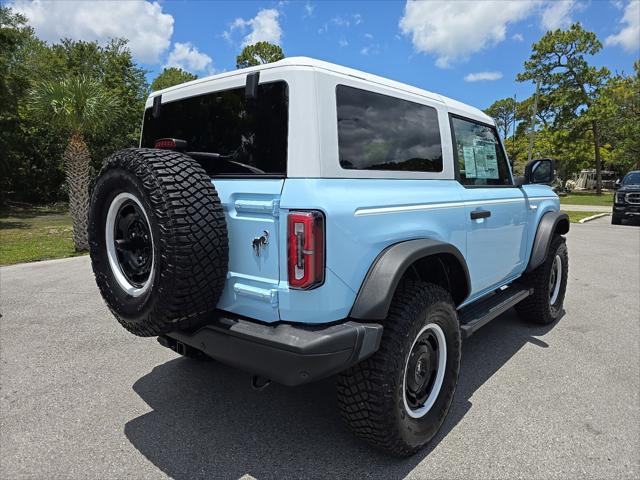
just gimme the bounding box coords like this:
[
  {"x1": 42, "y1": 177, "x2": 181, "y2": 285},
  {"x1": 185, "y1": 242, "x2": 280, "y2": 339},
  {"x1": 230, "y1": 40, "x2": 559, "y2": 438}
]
[
  {"x1": 360, "y1": 44, "x2": 381, "y2": 56},
  {"x1": 339, "y1": 37, "x2": 349, "y2": 48},
  {"x1": 325, "y1": 14, "x2": 363, "y2": 30},
  {"x1": 364, "y1": 33, "x2": 374, "y2": 39},
  {"x1": 165, "y1": 42, "x2": 213, "y2": 73},
  {"x1": 225, "y1": 8, "x2": 282, "y2": 47},
  {"x1": 399, "y1": 0, "x2": 534, "y2": 68},
  {"x1": 9, "y1": 0, "x2": 173, "y2": 63},
  {"x1": 303, "y1": 2, "x2": 315, "y2": 18},
  {"x1": 331, "y1": 16, "x2": 351, "y2": 27},
  {"x1": 512, "y1": 33, "x2": 524, "y2": 42},
  {"x1": 464, "y1": 71, "x2": 503, "y2": 82},
  {"x1": 606, "y1": 0, "x2": 640, "y2": 52},
  {"x1": 540, "y1": 0, "x2": 575, "y2": 31}
]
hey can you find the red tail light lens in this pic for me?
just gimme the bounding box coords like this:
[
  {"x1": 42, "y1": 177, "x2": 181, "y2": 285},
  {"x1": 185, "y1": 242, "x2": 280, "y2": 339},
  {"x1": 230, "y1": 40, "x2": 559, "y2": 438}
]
[
  {"x1": 154, "y1": 138, "x2": 187, "y2": 150},
  {"x1": 154, "y1": 138, "x2": 176, "y2": 149},
  {"x1": 287, "y1": 211, "x2": 325, "y2": 289}
]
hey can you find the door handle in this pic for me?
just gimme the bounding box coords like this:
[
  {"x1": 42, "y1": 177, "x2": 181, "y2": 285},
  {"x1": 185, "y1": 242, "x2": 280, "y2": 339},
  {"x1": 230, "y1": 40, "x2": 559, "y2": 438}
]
[{"x1": 470, "y1": 210, "x2": 491, "y2": 220}]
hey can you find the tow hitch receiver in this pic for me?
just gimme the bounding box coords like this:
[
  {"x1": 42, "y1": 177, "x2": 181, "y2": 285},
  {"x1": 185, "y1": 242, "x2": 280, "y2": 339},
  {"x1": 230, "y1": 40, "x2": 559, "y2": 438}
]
[{"x1": 157, "y1": 335, "x2": 202, "y2": 358}]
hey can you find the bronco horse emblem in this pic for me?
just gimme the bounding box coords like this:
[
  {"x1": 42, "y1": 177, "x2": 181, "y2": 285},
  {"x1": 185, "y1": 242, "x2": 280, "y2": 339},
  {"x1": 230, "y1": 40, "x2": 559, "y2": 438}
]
[{"x1": 252, "y1": 230, "x2": 269, "y2": 256}]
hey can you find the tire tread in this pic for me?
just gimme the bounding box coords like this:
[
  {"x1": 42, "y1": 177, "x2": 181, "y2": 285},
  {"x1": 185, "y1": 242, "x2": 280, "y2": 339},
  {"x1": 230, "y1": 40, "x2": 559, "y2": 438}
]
[
  {"x1": 89, "y1": 148, "x2": 229, "y2": 337},
  {"x1": 337, "y1": 280, "x2": 460, "y2": 456}
]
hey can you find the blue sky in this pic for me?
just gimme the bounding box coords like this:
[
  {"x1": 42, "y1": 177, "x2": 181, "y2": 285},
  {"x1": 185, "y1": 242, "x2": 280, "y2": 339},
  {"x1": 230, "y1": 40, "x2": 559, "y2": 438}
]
[{"x1": 7, "y1": 0, "x2": 640, "y2": 109}]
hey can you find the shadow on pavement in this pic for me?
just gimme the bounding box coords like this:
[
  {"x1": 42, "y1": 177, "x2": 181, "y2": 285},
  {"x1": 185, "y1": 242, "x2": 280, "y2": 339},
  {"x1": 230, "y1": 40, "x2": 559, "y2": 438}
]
[{"x1": 125, "y1": 309, "x2": 557, "y2": 479}]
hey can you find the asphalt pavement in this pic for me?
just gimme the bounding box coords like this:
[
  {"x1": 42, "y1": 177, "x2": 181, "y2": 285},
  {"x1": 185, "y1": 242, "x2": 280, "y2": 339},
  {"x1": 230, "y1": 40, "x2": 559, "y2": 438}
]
[{"x1": 1, "y1": 216, "x2": 639, "y2": 479}]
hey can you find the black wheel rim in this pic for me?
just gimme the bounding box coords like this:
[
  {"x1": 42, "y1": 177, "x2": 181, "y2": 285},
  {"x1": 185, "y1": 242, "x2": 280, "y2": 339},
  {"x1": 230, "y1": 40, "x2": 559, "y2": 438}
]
[
  {"x1": 113, "y1": 200, "x2": 152, "y2": 288},
  {"x1": 405, "y1": 329, "x2": 440, "y2": 411}
]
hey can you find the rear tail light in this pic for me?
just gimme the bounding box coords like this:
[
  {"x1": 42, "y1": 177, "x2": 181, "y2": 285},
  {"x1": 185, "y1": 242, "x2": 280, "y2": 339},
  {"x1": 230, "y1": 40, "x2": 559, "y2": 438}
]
[{"x1": 287, "y1": 211, "x2": 325, "y2": 289}]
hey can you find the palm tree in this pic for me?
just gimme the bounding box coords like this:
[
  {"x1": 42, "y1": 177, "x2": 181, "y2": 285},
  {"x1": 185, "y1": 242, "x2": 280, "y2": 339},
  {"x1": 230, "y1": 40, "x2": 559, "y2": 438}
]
[{"x1": 29, "y1": 76, "x2": 119, "y2": 251}]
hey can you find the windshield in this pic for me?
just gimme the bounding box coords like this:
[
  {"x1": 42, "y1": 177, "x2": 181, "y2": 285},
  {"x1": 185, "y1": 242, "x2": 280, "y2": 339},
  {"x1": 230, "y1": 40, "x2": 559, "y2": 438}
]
[{"x1": 622, "y1": 172, "x2": 640, "y2": 185}]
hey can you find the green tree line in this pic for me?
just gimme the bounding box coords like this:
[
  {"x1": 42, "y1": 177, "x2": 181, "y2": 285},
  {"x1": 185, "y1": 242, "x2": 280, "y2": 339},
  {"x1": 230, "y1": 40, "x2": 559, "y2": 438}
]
[
  {"x1": 1, "y1": 5, "x2": 636, "y2": 249},
  {"x1": 485, "y1": 24, "x2": 639, "y2": 192},
  {"x1": 0, "y1": 7, "x2": 284, "y2": 208}
]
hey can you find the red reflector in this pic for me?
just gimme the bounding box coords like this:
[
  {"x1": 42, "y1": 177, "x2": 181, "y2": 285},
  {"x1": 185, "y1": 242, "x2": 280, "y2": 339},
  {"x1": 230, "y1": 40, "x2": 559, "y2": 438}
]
[
  {"x1": 287, "y1": 211, "x2": 325, "y2": 290},
  {"x1": 154, "y1": 138, "x2": 176, "y2": 149}
]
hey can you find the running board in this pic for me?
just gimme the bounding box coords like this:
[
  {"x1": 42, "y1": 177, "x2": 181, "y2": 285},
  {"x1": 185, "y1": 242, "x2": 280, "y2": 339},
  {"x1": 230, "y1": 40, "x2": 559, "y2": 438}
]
[{"x1": 458, "y1": 286, "x2": 532, "y2": 338}]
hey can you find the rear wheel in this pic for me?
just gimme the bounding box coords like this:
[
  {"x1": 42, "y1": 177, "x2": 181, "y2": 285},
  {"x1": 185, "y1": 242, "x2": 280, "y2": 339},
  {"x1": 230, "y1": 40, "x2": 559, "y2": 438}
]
[
  {"x1": 88, "y1": 148, "x2": 229, "y2": 337},
  {"x1": 337, "y1": 281, "x2": 461, "y2": 457},
  {"x1": 516, "y1": 235, "x2": 568, "y2": 325}
]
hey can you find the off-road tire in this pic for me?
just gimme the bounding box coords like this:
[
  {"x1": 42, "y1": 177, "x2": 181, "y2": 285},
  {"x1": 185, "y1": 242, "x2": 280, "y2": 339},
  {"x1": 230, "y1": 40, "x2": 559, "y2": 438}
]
[
  {"x1": 516, "y1": 234, "x2": 568, "y2": 325},
  {"x1": 88, "y1": 148, "x2": 228, "y2": 337},
  {"x1": 611, "y1": 214, "x2": 622, "y2": 225},
  {"x1": 336, "y1": 281, "x2": 461, "y2": 457}
]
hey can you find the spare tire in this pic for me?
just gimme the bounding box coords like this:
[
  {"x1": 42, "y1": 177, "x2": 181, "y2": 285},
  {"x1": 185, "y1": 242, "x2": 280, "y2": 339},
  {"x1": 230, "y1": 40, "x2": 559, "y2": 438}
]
[{"x1": 88, "y1": 148, "x2": 229, "y2": 337}]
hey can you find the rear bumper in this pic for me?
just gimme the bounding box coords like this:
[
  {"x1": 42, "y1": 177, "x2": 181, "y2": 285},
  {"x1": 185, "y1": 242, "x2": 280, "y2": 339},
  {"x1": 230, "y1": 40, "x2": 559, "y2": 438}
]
[{"x1": 160, "y1": 315, "x2": 383, "y2": 386}]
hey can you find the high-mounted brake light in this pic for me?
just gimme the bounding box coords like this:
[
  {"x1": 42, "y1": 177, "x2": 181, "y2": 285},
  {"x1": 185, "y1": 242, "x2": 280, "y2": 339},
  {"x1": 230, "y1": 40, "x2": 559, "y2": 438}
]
[
  {"x1": 154, "y1": 138, "x2": 187, "y2": 150},
  {"x1": 287, "y1": 211, "x2": 325, "y2": 290}
]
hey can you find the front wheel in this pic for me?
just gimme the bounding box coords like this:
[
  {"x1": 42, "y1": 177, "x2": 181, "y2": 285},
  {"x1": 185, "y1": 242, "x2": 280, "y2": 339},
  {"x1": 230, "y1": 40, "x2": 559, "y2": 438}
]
[
  {"x1": 516, "y1": 234, "x2": 568, "y2": 325},
  {"x1": 611, "y1": 214, "x2": 622, "y2": 225},
  {"x1": 337, "y1": 281, "x2": 461, "y2": 457}
]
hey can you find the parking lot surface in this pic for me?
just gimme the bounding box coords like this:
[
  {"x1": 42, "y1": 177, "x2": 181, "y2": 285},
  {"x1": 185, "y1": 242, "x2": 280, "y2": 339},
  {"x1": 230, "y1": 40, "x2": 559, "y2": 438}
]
[{"x1": 1, "y1": 216, "x2": 639, "y2": 479}]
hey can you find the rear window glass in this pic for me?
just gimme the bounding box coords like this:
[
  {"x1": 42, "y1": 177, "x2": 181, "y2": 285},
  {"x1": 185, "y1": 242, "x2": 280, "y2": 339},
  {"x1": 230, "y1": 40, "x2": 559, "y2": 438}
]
[
  {"x1": 336, "y1": 85, "x2": 442, "y2": 172},
  {"x1": 141, "y1": 81, "x2": 288, "y2": 176}
]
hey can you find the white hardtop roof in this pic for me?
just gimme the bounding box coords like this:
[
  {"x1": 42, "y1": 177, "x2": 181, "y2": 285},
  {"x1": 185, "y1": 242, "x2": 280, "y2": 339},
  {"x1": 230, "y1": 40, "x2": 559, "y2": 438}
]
[{"x1": 150, "y1": 56, "x2": 493, "y2": 124}]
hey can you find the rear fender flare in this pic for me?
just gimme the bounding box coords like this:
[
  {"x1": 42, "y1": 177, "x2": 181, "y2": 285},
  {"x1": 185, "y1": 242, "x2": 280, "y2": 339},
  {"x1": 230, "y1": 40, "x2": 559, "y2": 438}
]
[{"x1": 349, "y1": 239, "x2": 470, "y2": 321}]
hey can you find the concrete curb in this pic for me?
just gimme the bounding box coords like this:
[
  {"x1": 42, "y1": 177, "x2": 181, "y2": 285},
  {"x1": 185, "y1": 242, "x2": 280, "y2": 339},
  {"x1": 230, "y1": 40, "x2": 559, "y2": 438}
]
[{"x1": 579, "y1": 212, "x2": 610, "y2": 224}]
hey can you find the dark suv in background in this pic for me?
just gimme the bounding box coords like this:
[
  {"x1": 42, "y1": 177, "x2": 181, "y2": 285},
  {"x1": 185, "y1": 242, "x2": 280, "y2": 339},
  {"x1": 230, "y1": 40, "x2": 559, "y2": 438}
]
[{"x1": 613, "y1": 171, "x2": 640, "y2": 224}]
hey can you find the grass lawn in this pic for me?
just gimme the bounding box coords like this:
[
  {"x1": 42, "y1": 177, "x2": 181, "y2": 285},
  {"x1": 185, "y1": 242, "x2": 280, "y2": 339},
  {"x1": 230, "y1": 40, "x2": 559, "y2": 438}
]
[
  {"x1": 0, "y1": 203, "x2": 85, "y2": 266},
  {"x1": 562, "y1": 210, "x2": 606, "y2": 223},
  {"x1": 559, "y1": 191, "x2": 613, "y2": 206}
]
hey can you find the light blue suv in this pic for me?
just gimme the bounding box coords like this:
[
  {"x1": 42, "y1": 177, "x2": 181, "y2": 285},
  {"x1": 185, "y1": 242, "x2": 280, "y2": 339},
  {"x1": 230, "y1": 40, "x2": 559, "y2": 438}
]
[{"x1": 88, "y1": 58, "x2": 569, "y2": 456}]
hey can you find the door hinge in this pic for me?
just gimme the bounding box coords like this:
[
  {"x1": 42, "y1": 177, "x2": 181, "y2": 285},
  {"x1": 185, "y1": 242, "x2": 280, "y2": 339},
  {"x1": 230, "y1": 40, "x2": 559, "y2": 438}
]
[
  {"x1": 234, "y1": 199, "x2": 280, "y2": 218},
  {"x1": 271, "y1": 199, "x2": 280, "y2": 218},
  {"x1": 234, "y1": 283, "x2": 279, "y2": 307}
]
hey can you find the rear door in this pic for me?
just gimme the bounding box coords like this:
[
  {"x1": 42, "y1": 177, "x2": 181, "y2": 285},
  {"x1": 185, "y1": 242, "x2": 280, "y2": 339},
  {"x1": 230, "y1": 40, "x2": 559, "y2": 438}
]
[
  {"x1": 450, "y1": 115, "x2": 528, "y2": 299},
  {"x1": 141, "y1": 79, "x2": 289, "y2": 322}
]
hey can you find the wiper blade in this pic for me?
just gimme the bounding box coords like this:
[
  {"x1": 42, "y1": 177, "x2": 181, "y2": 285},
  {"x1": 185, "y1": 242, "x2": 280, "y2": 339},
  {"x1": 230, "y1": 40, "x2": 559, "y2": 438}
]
[
  {"x1": 185, "y1": 151, "x2": 265, "y2": 174},
  {"x1": 186, "y1": 151, "x2": 228, "y2": 159}
]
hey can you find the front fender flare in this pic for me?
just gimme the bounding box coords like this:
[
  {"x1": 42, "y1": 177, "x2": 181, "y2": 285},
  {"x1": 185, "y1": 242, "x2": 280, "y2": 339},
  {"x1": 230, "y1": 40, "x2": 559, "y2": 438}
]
[
  {"x1": 349, "y1": 239, "x2": 470, "y2": 321},
  {"x1": 526, "y1": 211, "x2": 570, "y2": 273}
]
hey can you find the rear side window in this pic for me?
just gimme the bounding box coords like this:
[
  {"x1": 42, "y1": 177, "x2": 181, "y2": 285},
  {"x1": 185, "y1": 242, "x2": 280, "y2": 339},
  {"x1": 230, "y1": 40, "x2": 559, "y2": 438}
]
[
  {"x1": 141, "y1": 81, "x2": 288, "y2": 176},
  {"x1": 336, "y1": 85, "x2": 442, "y2": 172},
  {"x1": 451, "y1": 116, "x2": 512, "y2": 186}
]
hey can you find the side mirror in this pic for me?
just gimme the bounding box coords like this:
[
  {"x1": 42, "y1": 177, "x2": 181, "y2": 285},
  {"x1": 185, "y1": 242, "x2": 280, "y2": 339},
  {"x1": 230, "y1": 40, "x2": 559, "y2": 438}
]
[
  {"x1": 524, "y1": 158, "x2": 555, "y2": 185},
  {"x1": 614, "y1": 179, "x2": 621, "y2": 190}
]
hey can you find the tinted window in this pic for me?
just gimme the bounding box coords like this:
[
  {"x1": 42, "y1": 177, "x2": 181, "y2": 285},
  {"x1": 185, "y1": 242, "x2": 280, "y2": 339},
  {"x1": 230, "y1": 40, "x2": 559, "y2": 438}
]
[
  {"x1": 336, "y1": 85, "x2": 442, "y2": 172},
  {"x1": 451, "y1": 116, "x2": 512, "y2": 186},
  {"x1": 141, "y1": 81, "x2": 288, "y2": 175}
]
